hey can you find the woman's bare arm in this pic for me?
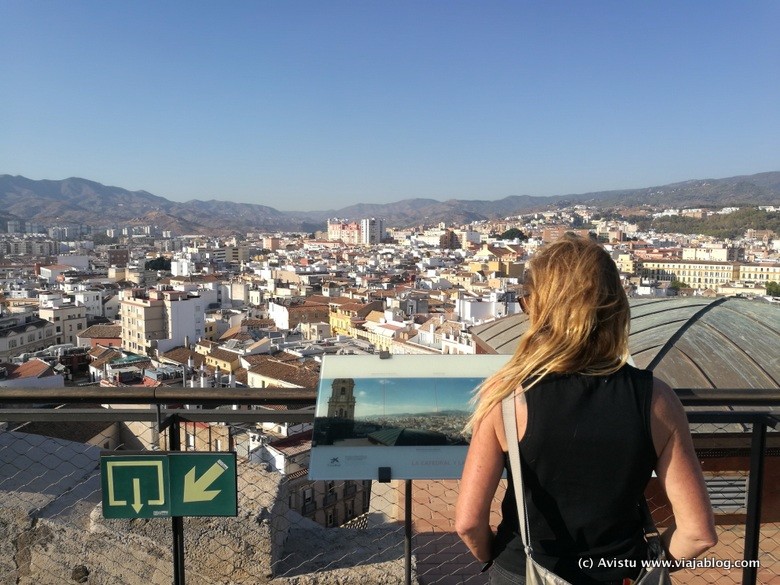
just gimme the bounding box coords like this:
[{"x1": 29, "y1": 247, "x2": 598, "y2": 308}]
[
  {"x1": 651, "y1": 378, "x2": 718, "y2": 561},
  {"x1": 455, "y1": 404, "x2": 506, "y2": 562}
]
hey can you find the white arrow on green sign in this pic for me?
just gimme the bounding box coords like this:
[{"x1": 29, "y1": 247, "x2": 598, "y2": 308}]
[
  {"x1": 184, "y1": 461, "x2": 227, "y2": 502},
  {"x1": 170, "y1": 453, "x2": 237, "y2": 516}
]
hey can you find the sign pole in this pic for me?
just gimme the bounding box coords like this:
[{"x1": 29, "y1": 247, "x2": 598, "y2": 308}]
[
  {"x1": 405, "y1": 479, "x2": 412, "y2": 585},
  {"x1": 169, "y1": 415, "x2": 186, "y2": 585}
]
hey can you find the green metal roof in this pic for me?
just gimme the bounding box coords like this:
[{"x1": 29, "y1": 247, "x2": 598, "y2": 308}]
[{"x1": 470, "y1": 297, "x2": 780, "y2": 390}]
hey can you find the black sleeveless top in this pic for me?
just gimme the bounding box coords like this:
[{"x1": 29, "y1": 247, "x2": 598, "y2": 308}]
[{"x1": 493, "y1": 365, "x2": 657, "y2": 583}]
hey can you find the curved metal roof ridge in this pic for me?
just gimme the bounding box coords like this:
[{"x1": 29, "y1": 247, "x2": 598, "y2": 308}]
[
  {"x1": 470, "y1": 297, "x2": 779, "y2": 389},
  {"x1": 646, "y1": 297, "x2": 729, "y2": 371},
  {"x1": 695, "y1": 316, "x2": 779, "y2": 388}
]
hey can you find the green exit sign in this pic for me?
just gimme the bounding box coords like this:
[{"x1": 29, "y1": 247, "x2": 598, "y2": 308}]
[{"x1": 101, "y1": 452, "x2": 238, "y2": 519}]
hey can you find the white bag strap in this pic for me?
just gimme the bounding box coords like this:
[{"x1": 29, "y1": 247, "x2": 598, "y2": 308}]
[{"x1": 501, "y1": 393, "x2": 532, "y2": 555}]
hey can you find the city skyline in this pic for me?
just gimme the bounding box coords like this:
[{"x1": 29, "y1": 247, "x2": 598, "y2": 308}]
[{"x1": 3, "y1": 1, "x2": 778, "y2": 211}]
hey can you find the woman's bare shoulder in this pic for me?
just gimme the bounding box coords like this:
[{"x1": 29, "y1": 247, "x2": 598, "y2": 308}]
[
  {"x1": 651, "y1": 377, "x2": 684, "y2": 417},
  {"x1": 649, "y1": 376, "x2": 688, "y2": 452}
]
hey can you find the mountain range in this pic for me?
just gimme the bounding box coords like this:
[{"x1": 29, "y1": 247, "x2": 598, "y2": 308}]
[{"x1": 1, "y1": 172, "x2": 778, "y2": 234}]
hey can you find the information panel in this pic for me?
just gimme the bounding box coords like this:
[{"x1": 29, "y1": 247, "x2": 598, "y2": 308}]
[{"x1": 309, "y1": 354, "x2": 509, "y2": 480}]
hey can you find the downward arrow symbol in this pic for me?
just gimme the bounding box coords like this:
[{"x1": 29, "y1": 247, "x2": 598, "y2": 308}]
[
  {"x1": 183, "y1": 462, "x2": 225, "y2": 503},
  {"x1": 132, "y1": 478, "x2": 143, "y2": 513}
]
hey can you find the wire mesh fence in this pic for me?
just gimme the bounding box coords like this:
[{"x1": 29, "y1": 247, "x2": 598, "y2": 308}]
[{"x1": 0, "y1": 406, "x2": 777, "y2": 585}]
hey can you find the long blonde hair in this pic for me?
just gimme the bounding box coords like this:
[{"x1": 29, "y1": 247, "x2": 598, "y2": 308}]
[{"x1": 468, "y1": 233, "x2": 630, "y2": 430}]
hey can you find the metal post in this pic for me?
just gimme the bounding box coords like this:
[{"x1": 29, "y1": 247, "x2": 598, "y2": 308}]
[
  {"x1": 405, "y1": 479, "x2": 412, "y2": 585},
  {"x1": 742, "y1": 416, "x2": 767, "y2": 585},
  {"x1": 169, "y1": 415, "x2": 186, "y2": 585}
]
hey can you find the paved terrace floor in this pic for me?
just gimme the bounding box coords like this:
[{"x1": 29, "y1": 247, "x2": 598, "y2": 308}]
[{"x1": 403, "y1": 480, "x2": 780, "y2": 585}]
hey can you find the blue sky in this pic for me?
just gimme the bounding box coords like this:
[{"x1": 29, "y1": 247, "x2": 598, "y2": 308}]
[
  {"x1": 2, "y1": 1, "x2": 778, "y2": 211},
  {"x1": 316, "y1": 377, "x2": 480, "y2": 418}
]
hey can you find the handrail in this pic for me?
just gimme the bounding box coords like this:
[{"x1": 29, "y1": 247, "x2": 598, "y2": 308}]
[
  {"x1": 675, "y1": 388, "x2": 780, "y2": 406},
  {"x1": 0, "y1": 386, "x2": 317, "y2": 405},
  {"x1": 0, "y1": 388, "x2": 777, "y2": 585},
  {"x1": 0, "y1": 408, "x2": 312, "y2": 423},
  {"x1": 0, "y1": 386, "x2": 777, "y2": 406}
]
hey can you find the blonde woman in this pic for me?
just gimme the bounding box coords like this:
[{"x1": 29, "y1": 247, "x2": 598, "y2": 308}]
[{"x1": 455, "y1": 234, "x2": 716, "y2": 584}]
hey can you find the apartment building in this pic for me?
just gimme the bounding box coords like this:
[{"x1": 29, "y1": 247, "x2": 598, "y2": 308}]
[
  {"x1": 327, "y1": 220, "x2": 361, "y2": 245},
  {"x1": 327, "y1": 218, "x2": 386, "y2": 245},
  {"x1": 739, "y1": 262, "x2": 780, "y2": 285},
  {"x1": 639, "y1": 259, "x2": 779, "y2": 290},
  {"x1": 0, "y1": 236, "x2": 58, "y2": 258},
  {"x1": 360, "y1": 218, "x2": 385, "y2": 245},
  {"x1": 119, "y1": 288, "x2": 206, "y2": 356},
  {"x1": 0, "y1": 313, "x2": 56, "y2": 360},
  {"x1": 682, "y1": 245, "x2": 744, "y2": 262},
  {"x1": 72, "y1": 289, "x2": 103, "y2": 318},
  {"x1": 38, "y1": 303, "x2": 87, "y2": 346}
]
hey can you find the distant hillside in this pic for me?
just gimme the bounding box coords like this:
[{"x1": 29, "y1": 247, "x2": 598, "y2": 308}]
[
  {"x1": 0, "y1": 175, "x2": 298, "y2": 234},
  {"x1": 1, "y1": 172, "x2": 778, "y2": 233}
]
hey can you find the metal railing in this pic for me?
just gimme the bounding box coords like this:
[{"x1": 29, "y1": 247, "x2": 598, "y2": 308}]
[{"x1": 0, "y1": 387, "x2": 778, "y2": 585}]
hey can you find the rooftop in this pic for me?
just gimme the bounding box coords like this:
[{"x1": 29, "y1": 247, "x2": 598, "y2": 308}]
[{"x1": 470, "y1": 297, "x2": 780, "y2": 389}]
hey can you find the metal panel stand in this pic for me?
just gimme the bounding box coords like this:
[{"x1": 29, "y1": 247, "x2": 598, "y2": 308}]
[
  {"x1": 405, "y1": 479, "x2": 413, "y2": 585},
  {"x1": 164, "y1": 414, "x2": 186, "y2": 585}
]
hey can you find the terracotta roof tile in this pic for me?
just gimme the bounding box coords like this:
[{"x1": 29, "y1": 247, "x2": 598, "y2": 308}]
[
  {"x1": 241, "y1": 354, "x2": 268, "y2": 367},
  {"x1": 209, "y1": 348, "x2": 240, "y2": 363},
  {"x1": 247, "y1": 356, "x2": 320, "y2": 388},
  {"x1": 219, "y1": 324, "x2": 243, "y2": 341},
  {"x1": 160, "y1": 347, "x2": 206, "y2": 369},
  {"x1": 268, "y1": 430, "x2": 312, "y2": 456},
  {"x1": 242, "y1": 318, "x2": 277, "y2": 328},
  {"x1": 306, "y1": 294, "x2": 350, "y2": 306},
  {"x1": 1, "y1": 359, "x2": 55, "y2": 379},
  {"x1": 79, "y1": 325, "x2": 122, "y2": 339},
  {"x1": 89, "y1": 349, "x2": 124, "y2": 370},
  {"x1": 234, "y1": 367, "x2": 248, "y2": 385}
]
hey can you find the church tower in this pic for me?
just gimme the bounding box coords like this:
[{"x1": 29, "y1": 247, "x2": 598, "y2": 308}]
[{"x1": 327, "y1": 378, "x2": 356, "y2": 420}]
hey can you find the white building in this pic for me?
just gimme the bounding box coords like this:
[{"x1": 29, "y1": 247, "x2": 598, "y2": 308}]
[
  {"x1": 119, "y1": 289, "x2": 206, "y2": 356},
  {"x1": 73, "y1": 289, "x2": 103, "y2": 318},
  {"x1": 360, "y1": 218, "x2": 385, "y2": 245}
]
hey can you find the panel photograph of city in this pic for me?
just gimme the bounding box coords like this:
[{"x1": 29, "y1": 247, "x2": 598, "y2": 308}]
[
  {"x1": 312, "y1": 376, "x2": 481, "y2": 448},
  {"x1": 308, "y1": 355, "x2": 509, "y2": 479}
]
